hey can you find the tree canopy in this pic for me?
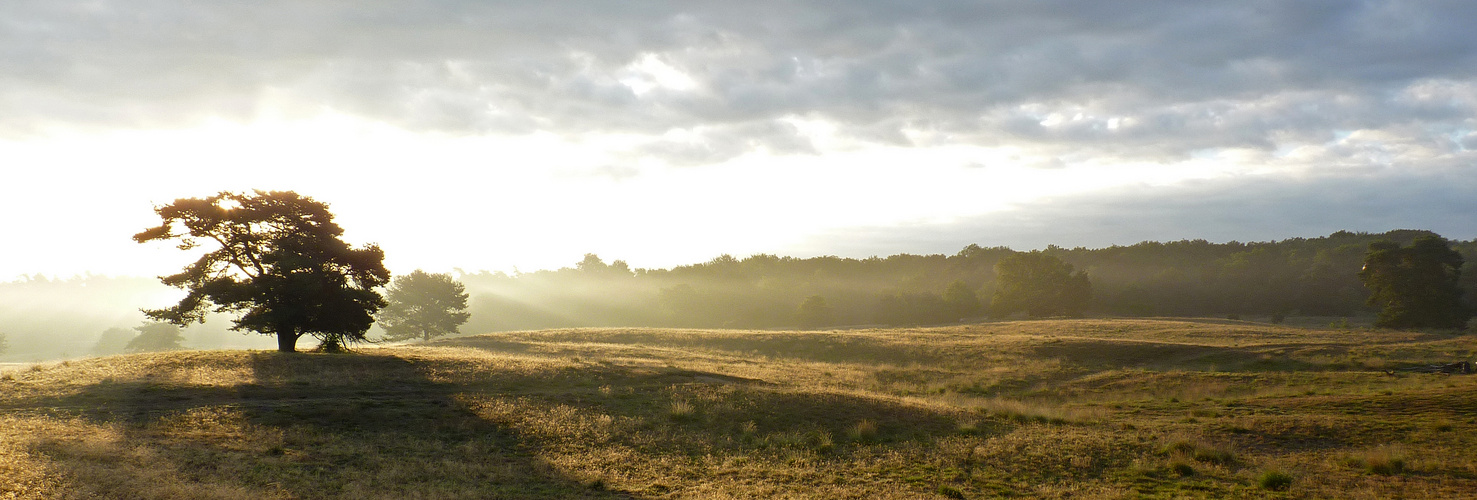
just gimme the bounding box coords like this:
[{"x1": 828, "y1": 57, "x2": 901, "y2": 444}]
[
  {"x1": 943, "y1": 280, "x2": 982, "y2": 320},
  {"x1": 795, "y1": 295, "x2": 835, "y2": 329},
  {"x1": 1359, "y1": 236, "x2": 1472, "y2": 329},
  {"x1": 124, "y1": 322, "x2": 186, "y2": 353},
  {"x1": 990, "y1": 251, "x2": 1092, "y2": 318},
  {"x1": 378, "y1": 270, "x2": 472, "y2": 342},
  {"x1": 134, "y1": 191, "x2": 390, "y2": 352}
]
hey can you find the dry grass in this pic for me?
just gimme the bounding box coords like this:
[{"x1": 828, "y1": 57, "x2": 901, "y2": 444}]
[{"x1": 3, "y1": 318, "x2": 1477, "y2": 498}]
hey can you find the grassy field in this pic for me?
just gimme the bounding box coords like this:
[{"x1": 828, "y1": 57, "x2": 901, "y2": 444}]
[{"x1": 3, "y1": 318, "x2": 1476, "y2": 498}]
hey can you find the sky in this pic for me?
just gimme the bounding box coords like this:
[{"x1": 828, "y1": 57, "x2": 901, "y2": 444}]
[{"x1": 4, "y1": 1, "x2": 1477, "y2": 280}]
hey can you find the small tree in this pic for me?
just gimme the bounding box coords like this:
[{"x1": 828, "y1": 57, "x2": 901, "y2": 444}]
[
  {"x1": 379, "y1": 270, "x2": 471, "y2": 342},
  {"x1": 796, "y1": 295, "x2": 835, "y2": 329},
  {"x1": 990, "y1": 251, "x2": 1092, "y2": 318},
  {"x1": 125, "y1": 322, "x2": 186, "y2": 353},
  {"x1": 0, "y1": 331, "x2": 9, "y2": 357},
  {"x1": 92, "y1": 327, "x2": 135, "y2": 355},
  {"x1": 1359, "y1": 236, "x2": 1471, "y2": 328},
  {"x1": 134, "y1": 191, "x2": 391, "y2": 352}
]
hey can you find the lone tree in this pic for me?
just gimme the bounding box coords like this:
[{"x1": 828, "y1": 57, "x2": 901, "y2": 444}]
[
  {"x1": 134, "y1": 191, "x2": 391, "y2": 352},
  {"x1": 0, "y1": 331, "x2": 8, "y2": 357},
  {"x1": 378, "y1": 270, "x2": 471, "y2": 342},
  {"x1": 990, "y1": 251, "x2": 1092, "y2": 318},
  {"x1": 124, "y1": 322, "x2": 186, "y2": 353},
  {"x1": 1359, "y1": 236, "x2": 1471, "y2": 329}
]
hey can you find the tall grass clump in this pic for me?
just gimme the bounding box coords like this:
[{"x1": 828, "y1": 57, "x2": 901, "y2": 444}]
[
  {"x1": 975, "y1": 398, "x2": 1072, "y2": 424},
  {"x1": 1258, "y1": 470, "x2": 1293, "y2": 491},
  {"x1": 1342, "y1": 446, "x2": 1407, "y2": 475},
  {"x1": 848, "y1": 419, "x2": 879, "y2": 442},
  {"x1": 1158, "y1": 436, "x2": 1236, "y2": 466},
  {"x1": 668, "y1": 400, "x2": 697, "y2": 421}
]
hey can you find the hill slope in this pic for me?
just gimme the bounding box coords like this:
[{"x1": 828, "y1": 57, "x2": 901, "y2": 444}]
[{"x1": 3, "y1": 319, "x2": 1476, "y2": 498}]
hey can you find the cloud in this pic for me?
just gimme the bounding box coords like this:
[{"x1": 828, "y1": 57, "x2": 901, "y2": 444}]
[{"x1": 5, "y1": 0, "x2": 1476, "y2": 169}]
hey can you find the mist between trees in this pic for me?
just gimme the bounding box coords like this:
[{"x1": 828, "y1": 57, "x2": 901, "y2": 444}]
[
  {"x1": 459, "y1": 229, "x2": 1476, "y2": 332},
  {"x1": 3, "y1": 229, "x2": 1474, "y2": 361}
]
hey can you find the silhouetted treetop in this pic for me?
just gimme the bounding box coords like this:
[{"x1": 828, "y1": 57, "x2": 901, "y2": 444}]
[{"x1": 135, "y1": 190, "x2": 390, "y2": 352}]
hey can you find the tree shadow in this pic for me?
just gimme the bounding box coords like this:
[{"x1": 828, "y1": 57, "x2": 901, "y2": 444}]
[
  {"x1": 401, "y1": 354, "x2": 996, "y2": 459},
  {"x1": 6, "y1": 347, "x2": 1011, "y2": 498},
  {"x1": 9, "y1": 352, "x2": 634, "y2": 499}
]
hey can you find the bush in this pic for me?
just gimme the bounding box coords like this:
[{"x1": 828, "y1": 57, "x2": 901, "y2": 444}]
[
  {"x1": 668, "y1": 400, "x2": 697, "y2": 421},
  {"x1": 1258, "y1": 470, "x2": 1293, "y2": 490},
  {"x1": 1193, "y1": 447, "x2": 1235, "y2": 465},
  {"x1": 849, "y1": 419, "x2": 879, "y2": 442},
  {"x1": 1343, "y1": 446, "x2": 1407, "y2": 475}
]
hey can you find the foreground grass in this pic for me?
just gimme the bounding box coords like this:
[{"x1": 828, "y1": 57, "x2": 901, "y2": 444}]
[{"x1": 3, "y1": 318, "x2": 1476, "y2": 498}]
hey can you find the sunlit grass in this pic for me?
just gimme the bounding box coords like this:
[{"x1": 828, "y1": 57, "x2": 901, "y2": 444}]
[{"x1": 2, "y1": 318, "x2": 1476, "y2": 498}]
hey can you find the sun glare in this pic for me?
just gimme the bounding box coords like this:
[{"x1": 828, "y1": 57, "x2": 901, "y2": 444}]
[{"x1": 1, "y1": 106, "x2": 1262, "y2": 281}]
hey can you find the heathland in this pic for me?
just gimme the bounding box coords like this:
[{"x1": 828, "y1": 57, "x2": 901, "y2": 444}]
[{"x1": 3, "y1": 318, "x2": 1475, "y2": 498}]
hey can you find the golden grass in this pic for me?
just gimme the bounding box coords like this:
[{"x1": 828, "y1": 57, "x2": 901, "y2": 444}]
[{"x1": 2, "y1": 317, "x2": 1476, "y2": 498}]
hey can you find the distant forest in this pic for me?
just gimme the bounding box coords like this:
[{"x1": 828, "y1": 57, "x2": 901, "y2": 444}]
[
  {"x1": 459, "y1": 230, "x2": 1477, "y2": 332},
  {"x1": 2, "y1": 229, "x2": 1473, "y2": 361}
]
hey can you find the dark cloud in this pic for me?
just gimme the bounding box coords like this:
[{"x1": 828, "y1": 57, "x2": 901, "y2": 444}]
[{"x1": 4, "y1": 0, "x2": 1477, "y2": 167}]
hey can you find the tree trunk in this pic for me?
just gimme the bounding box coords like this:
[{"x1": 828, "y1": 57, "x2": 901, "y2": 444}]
[{"x1": 277, "y1": 331, "x2": 300, "y2": 352}]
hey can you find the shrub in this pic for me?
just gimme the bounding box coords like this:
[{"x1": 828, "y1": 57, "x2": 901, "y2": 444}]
[
  {"x1": 1344, "y1": 446, "x2": 1407, "y2": 475},
  {"x1": 668, "y1": 400, "x2": 697, "y2": 421},
  {"x1": 1193, "y1": 447, "x2": 1235, "y2": 465},
  {"x1": 1159, "y1": 438, "x2": 1236, "y2": 466},
  {"x1": 1368, "y1": 456, "x2": 1406, "y2": 475},
  {"x1": 849, "y1": 419, "x2": 879, "y2": 442},
  {"x1": 1258, "y1": 470, "x2": 1293, "y2": 490}
]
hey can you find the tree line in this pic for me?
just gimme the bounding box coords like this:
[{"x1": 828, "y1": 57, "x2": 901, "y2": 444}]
[
  {"x1": 458, "y1": 229, "x2": 1475, "y2": 331},
  {"x1": 4, "y1": 191, "x2": 1470, "y2": 360}
]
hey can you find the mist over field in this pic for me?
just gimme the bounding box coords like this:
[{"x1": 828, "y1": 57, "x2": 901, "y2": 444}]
[
  {"x1": 5, "y1": 229, "x2": 1474, "y2": 363},
  {"x1": 0, "y1": 276, "x2": 275, "y2": 361}
]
